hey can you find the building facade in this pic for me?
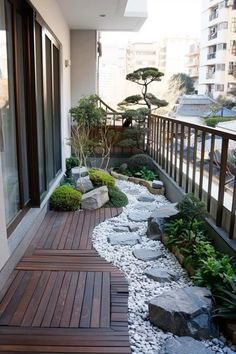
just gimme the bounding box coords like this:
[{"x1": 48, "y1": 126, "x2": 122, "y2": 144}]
[
  {"x1": 199, "y1": 0, "x2": 236, "y2": 98},
  {"x1": 187, "y1": 42, "x2": 200, "y2": 90}
]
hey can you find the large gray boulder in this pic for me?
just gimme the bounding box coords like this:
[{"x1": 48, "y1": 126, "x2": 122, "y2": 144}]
[
  {"x1": 76, "y1": 176, "x2": 93, "y2": 193},
  {"x1": 81, "y1": 186, "x2": 109, "y2": 210},
  {"x1": 159, "y1": 336, "x2": 216, "y2": 354},
  {"x1": 132, "y1": 249, "x2": 163, "y2": 261},
  {"x1": 149, "y1": 286, "x2": 218, "y2": 339}
]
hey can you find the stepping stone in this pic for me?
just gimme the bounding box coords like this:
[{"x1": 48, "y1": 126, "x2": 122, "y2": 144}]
[
  {"x1": 128, "y1": 210, "x2": 151, "y2": 222},
  {"x1": 137, "y1": 194, "x2": 155, "y2": 202},
  {"x1": 159, "y1": 336, "x2": 216, "y2": 354},
  {"x1": 145, "y1": 268, "x2": 178, "y2": 282},
  {"x1": 149, "y1": 286, "x2": 218, "y2": 339},
  {"x1": 128, "y1": 225, "x2": 139, "y2": 232},
  {"x1": 113, "y1": 226, "x2": 130, "y2": 232},
  {"x1": 151, "y1": 203, "x2": 179, "y2": 220},
  {"x1": 132, "y1": 202, "x2": 157, "y2": 211},
  {"x1": 132, "y1": 249, "x2": 163, "y2": 261},
  {"x1": 108, "y1": 234, "x2": 141, "y2": 246},
  {"x1": 152, "y1": 180, "x2": 164, "y2": 189}
]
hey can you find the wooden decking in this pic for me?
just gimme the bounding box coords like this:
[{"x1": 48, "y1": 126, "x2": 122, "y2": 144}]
[{"x1": 0, "y1": 208, "x2": 131, "y2": 353}]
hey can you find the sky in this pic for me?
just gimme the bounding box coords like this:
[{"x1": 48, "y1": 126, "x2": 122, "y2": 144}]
[{"x1": 101, "y1": 0, "x2": 202, "y2": 44}]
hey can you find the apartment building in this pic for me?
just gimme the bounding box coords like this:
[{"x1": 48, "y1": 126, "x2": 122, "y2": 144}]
[
  {"x1": 187, "y1": 42, "x2": 200, "y2": 90},
  {"x1": 199, "y1": 0, "x2": 236, "y2": 98}
]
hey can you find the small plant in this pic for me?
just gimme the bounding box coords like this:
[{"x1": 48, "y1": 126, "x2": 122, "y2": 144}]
[
  {"x1": 65, "y1": 156, "x2": 80, "y2": 178},
  {"x1": 133, "y1": 166, "x2": 156, "y2": 181},
  {"x1": 88, "y1": 168, "x2": 115, "y2": 187},
  {"x1": 50, "y1": 185, "x2": 82, "y2": 211},
  {"x1": 105, "y1": 185, "x2": 128, "y2": 207},
  {"x1": 213, "y1": 277, "x2": 236, "y2": 320}
]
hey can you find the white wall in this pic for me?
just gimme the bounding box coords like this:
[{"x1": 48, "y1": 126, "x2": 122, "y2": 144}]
[
  {"x1": 70, "y1": 30, "x2": 97, "y2": 106},
  {"x1": 30, "y1": 0, "x2": 71, "y2": 161}
]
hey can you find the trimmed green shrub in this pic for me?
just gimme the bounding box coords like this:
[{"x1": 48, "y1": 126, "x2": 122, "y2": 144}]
[
  {"x1": 105, "y1": 186, "x2": 128, "y2": 207},
  {"x1": 50, "y1": 185, "x2": 82, "y2": 211},
  {"x1": 127, "y1": 154, "x2": 159, "y2": 173},
  {"x1": 89, "y1": 168, "x2": 115, "y2": 187},
  {"x1": 205, "y1": 116, "x2": 235, "y2": 128},
  {"x1": 65, "y1": 156, "x2": 80, "y2": 178}
]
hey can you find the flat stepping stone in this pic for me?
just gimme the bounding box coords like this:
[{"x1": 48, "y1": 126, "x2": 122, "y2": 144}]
[
  {"x1": 145, "y1": 268, "x2": 178, "y2": 282},
  {"x1": 151, "y1": 203, "x2": 179, "y2": 220},
  {"x1": 113, "y1": 226, "x2": 130, "y2": 232},
  {"x1": 113, "y1": 224, "x2": 139, "y2": 232},
  {"x1": 108, "y1": 234, "x2": 141, "y2": 246},
  {"x1": 132, "y1": 202, "x2": 157, "y2": 211},
  {"x1": 137, "y1": 194, "x2": 155, "y2": 202},
  {"x1": 159, "y1": 336, "x2": 216, "y2": 354},
  {"x1": 132, "y1": 249, "x2": 163, "y2": 261},
  {"x1": 128, "y1": 210, "x2": 151, "y2": 222},
  {"x1": 149, "y1": 286, "x2": 218, "y2": 339}
]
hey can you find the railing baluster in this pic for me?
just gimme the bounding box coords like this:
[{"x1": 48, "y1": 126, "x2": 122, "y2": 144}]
[
  {"x1": 162, "y1": 120, "x2": 166, "y2": 168},
  {"x1": 158, "y1": 118, "x2": 163, "y2": 165},
  {"x1": 174, "y1": 123, "x2": 178, "y2": 181},
  {"x1": 170, "y1": 121, "x2": 174, "y2": 178},
  {"x1": 166, "y1": 120, "x2": 170, "y2": 173},
  {"x1": 192, "y1": 128, "x2": 198, "y2": 195},
  {"x1": 179, "y1": 124, "x2": 185, "y2": 187},
  {"x1": 185, "y1": 126, "x2": 191, "y2": 193},
  {"x1": 216, "y1": 138, "x2": 229, "y2": 227},
  {"x1": 230, "y1": 170, "x2": 236, "y2": 239},
  {"x1": 199, "y1": 131, "x2": 206, "y2": 200},
  {"x1": 207, "y1": 134, "x2": 215, "y2": 212}
]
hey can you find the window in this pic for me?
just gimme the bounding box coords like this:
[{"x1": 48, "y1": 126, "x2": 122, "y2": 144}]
[
  {"x1": 135, "y1": 50, "x2": 156, "y2": 55},
  {"x1": 216, "y1": 43, "x2": 227, "y2": 50},
  {"x1": 230, "y1": 40, "x2": 236, "y2": 55},
  {"x1": 208, "y1": 26, "x2": 217, "y2": 39},
  {"x1": 231, "y1": 18, "x2": 236, "y2": 32},
  {"x1": 209, "y1": 7, "x2": 218, "y2": 21},
  {"x1": 215, "y1": 84, "x2": 224, "y2": 91},
  {"x1": 216, "y1": 63, "x2": 225, "y2": 70},
  {"x1": 218, "y1": 21, "x2": 228, "y2": 30}
]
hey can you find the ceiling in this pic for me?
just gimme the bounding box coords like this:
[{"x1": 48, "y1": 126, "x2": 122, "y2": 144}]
[{"x1": 56, "y1": 0, "x2": 147, "y2": 31}]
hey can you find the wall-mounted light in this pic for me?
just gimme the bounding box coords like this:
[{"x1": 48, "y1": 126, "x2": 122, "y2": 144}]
[
  {"x1": 99, "y1": 14, "x2": 106, "y2": 17},
  {"x1": 65, "y1": 59, "x2": 71, "y2": 67}
]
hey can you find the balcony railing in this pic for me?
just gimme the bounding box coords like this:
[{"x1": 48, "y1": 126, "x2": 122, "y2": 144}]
[
  {"x1": 208, "y1": 32, "x2": 217, "y2": 40},
  {"x1": 147, "y1": 114, "x2": 236, "y2": 241},
  {"x1": 206, "y1": 71, "x2": 215, "y2": 79},
  {"x1": 209, "y1": 12, "x2": 218, "y2": 21},
  {"x1": 207, "y1": 52, "x2": 216, "y2": 59}
]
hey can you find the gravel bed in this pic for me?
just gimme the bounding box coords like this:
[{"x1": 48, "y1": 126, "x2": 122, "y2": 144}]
[{"x1": 92, "y1": 179, "x2": 235, "y2": 354}]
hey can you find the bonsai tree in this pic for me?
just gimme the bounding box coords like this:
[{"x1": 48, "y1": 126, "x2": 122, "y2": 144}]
[
  {"x1": 118, "y1": 67, "x2": 168, "y2": 150},
  {"x1": 68, "y1": 95, "x2": 106, "y2": 167}
]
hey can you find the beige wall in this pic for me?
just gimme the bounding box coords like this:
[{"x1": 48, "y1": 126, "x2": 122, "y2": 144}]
[{"x1": 71, "y1": 30, "x2": 97, "y2": 106}]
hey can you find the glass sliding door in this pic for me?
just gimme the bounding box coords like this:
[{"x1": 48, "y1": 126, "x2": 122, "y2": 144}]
[{"x1": 0, "y1": 0, "x2": 20, "y2": 224}]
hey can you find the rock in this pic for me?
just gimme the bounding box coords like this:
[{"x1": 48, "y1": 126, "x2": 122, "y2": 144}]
[
  {"x1": 108, "y1": 233, "x2": 141, "y2": 246},
  {"x1": 71, "y1": 166, "x2": 88, "y2": 182},
  {"x1": 110, "y1": 170, "x2": 129, "y2": 181},
  {"x1": 146, "y1": 217, "x2": 164, "y2": 240},
  {"x1": 145, "y1": 268, "x2": 178, "y2": 282},
  {"x1": 137, "y1": 194, "x2": 155, "y2": 202},
  {"x1": 128, "y1": 225, "x2": 139, "y2": 232},
  {"x1": 76, "y1": 176, "x2": 94, "y2": 193},
  {"x1": 159, "y1": 336, "x2": 216, "y2": 354},
  {"x1": 149, "y1": 286, "x2": 218, "y2": 339},
  {"x1": 81, "y1": 186, "x2": 109, "y2": 210},
  {"x1": 151, "y1": 203, "x2": 179, "y2": 220},
  {"x1": 132, "y1": 249, "x2": 163, "y2": 261},
  {"x1": 113, "y1": 226, "x2": 130, "y2": 232},
  {"x1": 128, "y1": 210, "x2": 151, "y2": 222},
  {"x1": 152, "y1": 180, "x2": 164, "y2": 189},
  {"x1": 132, "y1": 202, "x2": 157, "y2": 211}
]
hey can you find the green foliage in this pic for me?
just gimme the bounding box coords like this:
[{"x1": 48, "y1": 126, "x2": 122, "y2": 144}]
[
  {"x1": 177, "y1": 193, "x2": 208, "y2": 223},
  {"x1": 89, "y1": 168, "x2": 115, "y2": 187},
  {"x1": 168, "y1": 72, "x2": 195, "y2": 95},
  {"x1": 69, "y1": 95, "x2": 105, "y2": 127},
  {"x1": 65, "y1": 156, "x2": 80, "y2": 178},
  {"x1": 105, "y1": 185, "x2": 128, "y2": 207},
  {"x1": 126, "y1": 67, "x2": 164, "y2": 83},
  {"x1": 126, "y1": 154, "x2": 159, "y2": 174},
  {"x1": 50, "y1": 185, "x2": 82, "y2": 211},
  {"x1": 216, "y1": 95, "x2": 236, "y2": 109},
  {"x1": 213, "y1": 277, "x2": 236, "y2": 319},
  {"x1": 133, "y1": 166, "x2": 156, "y2": 181},
  {"x1": 205, "y1": 116, "x2": 235, "y2": 127}
]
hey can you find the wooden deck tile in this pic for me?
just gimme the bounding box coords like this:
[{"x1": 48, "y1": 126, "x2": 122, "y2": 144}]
[{"x1": 0, "y1": 208, "x2": 130, "y2": 353}]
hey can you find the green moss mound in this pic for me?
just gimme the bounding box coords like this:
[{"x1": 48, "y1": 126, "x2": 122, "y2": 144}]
[
  {"x1": 89, "y1": 168, "x2": 115, "y2": 187},
  {"x1": 105, "y1": 186, "x2": 128, "y2": 207},
  {"x1": 50, "y1": 185, "x2": 82, "y2": 211},
  {"x1": 127, "y1": 154, "x2": 159, "y2": 173}
]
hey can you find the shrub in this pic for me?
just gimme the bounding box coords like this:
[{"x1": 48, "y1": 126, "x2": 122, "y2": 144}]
[
  {"x1": 50, "y1": 185, "x2": 82, "y2": 211},
  {"x1": 89, "y1": 168, "x2": 115, "y2": 187},
  {"x1": 65, "y1": 156, "x2": 80, "y2": 178},
  {"x1": 105, "y1": 186, "x2": 128, "y2": 207},
  {"x1": 127, "y1": 154, "x2": 159, "y2": 174},
  {"x1": 205, "y1": 116, "x2": 235, "y2": 128}
]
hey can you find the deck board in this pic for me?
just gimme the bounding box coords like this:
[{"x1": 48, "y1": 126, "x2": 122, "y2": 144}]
[{"x1": 0, "y1": 208, "x2": 130, "y2": 353}]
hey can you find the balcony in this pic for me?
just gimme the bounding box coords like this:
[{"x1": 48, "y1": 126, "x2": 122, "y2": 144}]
[
  {"x1": 207, "y1": 52, "x2": 216, "y2": 59},
  {"x1": 209, "y1": 11, "x2": 218, "y2": 21},
  {"x1": 206, "y1": 71, "x2": 215, "y2": 79},
  {"x1": 208, "y1": 32, "x2": 217, "y2": 40}
]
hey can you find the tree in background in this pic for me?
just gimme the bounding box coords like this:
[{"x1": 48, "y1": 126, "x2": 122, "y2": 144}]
[{"x1": 168, "y1": 73, "x2": 195, "y2": 98}]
